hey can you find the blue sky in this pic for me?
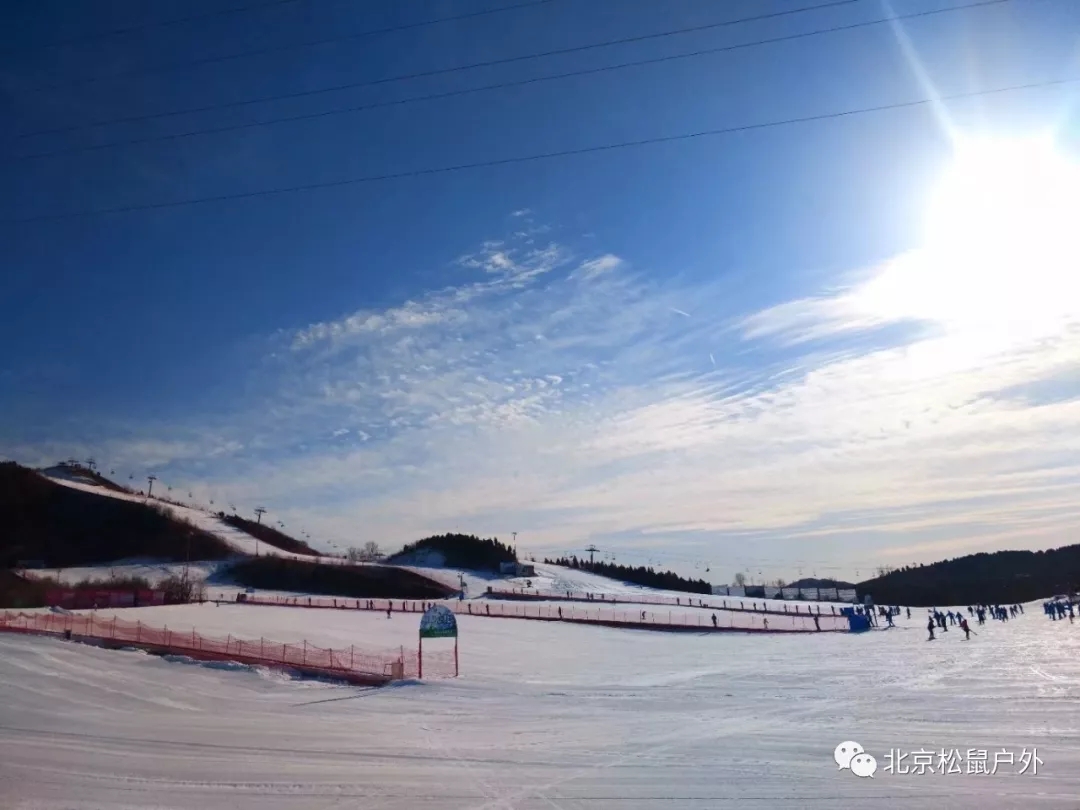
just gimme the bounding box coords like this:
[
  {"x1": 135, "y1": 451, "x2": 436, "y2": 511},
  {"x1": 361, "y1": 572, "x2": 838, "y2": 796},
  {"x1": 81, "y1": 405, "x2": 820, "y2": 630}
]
[{"x1": 2, "y1": 0, "x2": 1079, "y2": 581}]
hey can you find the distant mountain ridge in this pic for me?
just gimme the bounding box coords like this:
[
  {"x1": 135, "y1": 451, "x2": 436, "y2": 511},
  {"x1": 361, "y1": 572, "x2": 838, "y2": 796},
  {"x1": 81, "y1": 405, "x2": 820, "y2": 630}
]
[
  {"x1": 788, "y1": 577, "x2": 855, "y2": 590},
  {"x1": 856, "y1": 547, "x2": 1080, "y2": 606}
]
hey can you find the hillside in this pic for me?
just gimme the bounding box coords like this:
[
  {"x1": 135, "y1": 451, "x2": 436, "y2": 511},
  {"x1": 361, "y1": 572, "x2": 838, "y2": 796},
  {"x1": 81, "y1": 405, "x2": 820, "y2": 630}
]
[
  {"x1": 542, "y1": 556, "x2": 712, "y2": 595},
  {"x1": 856, "y1": 546, "x2": 1080, "y2": 606},
  {"x1": 388, "y1": 533, "x2": 516, "y2": 572},
  {"x1": 38, "y1": 466, "x2": 323, "y2": 561},
  {"x1": 0, "y1": 462, "x2": 232, "y2": 568},
  {"x1": 218, "y1": 514, "x2": 319, "y2": 556},
  {"x1": 41, "y1": 462, "x2": 132, "y2": 494},
  {"x1": 229, "y1": 557, "x2": 455, "y2": 599}
]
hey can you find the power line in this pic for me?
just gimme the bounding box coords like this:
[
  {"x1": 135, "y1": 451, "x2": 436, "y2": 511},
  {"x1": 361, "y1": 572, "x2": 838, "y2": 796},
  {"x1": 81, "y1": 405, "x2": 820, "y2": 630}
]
[
  {"x1": 0, "y1": 0, "x2": 303, "y2": 56},
  {"x1": 17, "y1": 0, "x2": 867, "y2": 138},
  {"x1": 29, "y1": 0, "x2": 560, "y2": 90},
  {"x1": 3, "y1": 75, "x2": 1073, "y2": 225},
  {"x1": 8, "y1": 0, "x2": 1017, "y2": 163}
]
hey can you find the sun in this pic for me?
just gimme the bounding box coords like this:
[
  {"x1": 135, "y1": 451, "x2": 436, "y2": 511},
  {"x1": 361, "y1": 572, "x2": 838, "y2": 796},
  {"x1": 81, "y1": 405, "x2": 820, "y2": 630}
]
[
  {"x1": 853, "y1": 135, "x2": 1080, "y2": 346},
  {"x1": 921, "y1": 135, "x2": 1080, "y2": 330}
]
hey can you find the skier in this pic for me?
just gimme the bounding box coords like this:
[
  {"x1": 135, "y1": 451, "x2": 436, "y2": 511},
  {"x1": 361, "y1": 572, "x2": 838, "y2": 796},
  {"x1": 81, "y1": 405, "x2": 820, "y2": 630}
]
[
  {"x1": 906, "y1": 607, "x2": 911, "y2": 620},
  {"x1": 711, "y1": 613, "x2": 718, "y2": 628},
  {"x1": 960, "y1": 617, "x2": 971, "y2": 640},
  {"x1": 386, "y1": 605, "x2": 392, "y2": 619},
  {"x1": 927, "y1": 617, "x2": 936, "y2": 641}
]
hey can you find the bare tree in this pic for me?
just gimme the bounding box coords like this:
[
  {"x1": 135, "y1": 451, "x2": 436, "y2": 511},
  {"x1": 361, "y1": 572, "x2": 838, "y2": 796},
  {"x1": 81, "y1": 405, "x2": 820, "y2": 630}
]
[
  {"x1": 347, "y1": 541, "x2": 383, "y2": 562},
  {"x1": 733, "y1": 572, "x2": 747, "y2": 587}
]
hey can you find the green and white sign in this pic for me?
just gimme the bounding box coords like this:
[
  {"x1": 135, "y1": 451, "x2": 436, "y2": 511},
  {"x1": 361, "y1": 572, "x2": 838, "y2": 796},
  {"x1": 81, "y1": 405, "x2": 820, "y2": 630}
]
[{"x1": 419, "y1": 604, "x2": 458, "y2": 639}]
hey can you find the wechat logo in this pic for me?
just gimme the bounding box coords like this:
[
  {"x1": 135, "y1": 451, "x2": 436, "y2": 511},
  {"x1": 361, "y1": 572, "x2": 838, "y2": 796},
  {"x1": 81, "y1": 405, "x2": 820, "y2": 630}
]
[{"x1": 835, "y1": 741, "x2": 877, "y2": 778}]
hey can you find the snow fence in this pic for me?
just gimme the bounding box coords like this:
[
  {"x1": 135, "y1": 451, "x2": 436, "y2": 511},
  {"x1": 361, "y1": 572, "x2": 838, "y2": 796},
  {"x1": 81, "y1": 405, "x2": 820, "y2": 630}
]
[
  {"x1": 486, "y1": 586, "x2": 853, "y2": 618},
  {"x1": 0, "y1": 610, "x2": 457, "y2": 683},
  {"x1": 219, "y1": 594, "x2": 848, "y2": 632}
]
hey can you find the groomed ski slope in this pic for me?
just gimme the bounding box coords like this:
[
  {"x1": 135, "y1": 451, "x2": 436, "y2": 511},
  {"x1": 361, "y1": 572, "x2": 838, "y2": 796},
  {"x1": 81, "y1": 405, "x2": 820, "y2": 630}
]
[
  {"x1": 40, "y1": 470, "x2": 322, "y2": 561},
  {"x1": 2, "y1": 603, "x2": 1076, "y2": 809}
]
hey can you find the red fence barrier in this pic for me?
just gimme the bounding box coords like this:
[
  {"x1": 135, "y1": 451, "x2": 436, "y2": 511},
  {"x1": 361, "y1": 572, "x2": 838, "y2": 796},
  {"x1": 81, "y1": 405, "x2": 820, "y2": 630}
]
[
  {"x1": 0, "y1": 611, "x2": 457, "y2": 683},
  {"x1": 222, "y1": 594, "x2": 847, "y2": 633},
  {"x1": 486, "y1": 586, "x2": 851, "y2": 617}
]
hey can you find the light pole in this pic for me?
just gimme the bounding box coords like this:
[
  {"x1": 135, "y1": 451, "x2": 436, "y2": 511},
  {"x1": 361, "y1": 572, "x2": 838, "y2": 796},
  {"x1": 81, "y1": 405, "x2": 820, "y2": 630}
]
[{"x1": 147, "y1": 475, "x2": 156, "y2": 498}]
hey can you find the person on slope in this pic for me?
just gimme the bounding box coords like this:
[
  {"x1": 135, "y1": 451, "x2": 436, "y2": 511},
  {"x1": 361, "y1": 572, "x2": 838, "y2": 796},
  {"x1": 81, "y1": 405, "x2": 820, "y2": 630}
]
[
  {"x1": 960, "y1": 617, "x2": 971, "y2": 640},
  {"x1": 711, "y1": 613, "x2": 718, "y2": 628},
  {"x1": 906, "y1": 607, "x2": 911, "y2": 620},
  {"x1": 927, "y1": 617, "x2": 936, "y2": 641}
]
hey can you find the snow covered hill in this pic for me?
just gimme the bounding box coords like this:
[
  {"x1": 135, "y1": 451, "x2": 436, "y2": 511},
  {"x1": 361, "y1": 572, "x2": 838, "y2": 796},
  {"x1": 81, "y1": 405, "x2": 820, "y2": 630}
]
[{"x1": 40, "y1": 469, "x2": 324, "y2": 562}]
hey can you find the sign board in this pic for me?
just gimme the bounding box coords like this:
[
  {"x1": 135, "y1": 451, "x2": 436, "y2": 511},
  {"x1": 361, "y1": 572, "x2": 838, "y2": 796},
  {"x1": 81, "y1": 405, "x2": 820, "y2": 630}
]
[{"x1": 419, "y1": 604, "x2": 458, "y2": 639}]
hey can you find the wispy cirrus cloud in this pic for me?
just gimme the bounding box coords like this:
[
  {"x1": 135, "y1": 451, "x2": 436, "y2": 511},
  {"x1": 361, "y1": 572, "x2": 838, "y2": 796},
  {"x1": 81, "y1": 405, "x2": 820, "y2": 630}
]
[{"x1": 8, "y1": 204, "x2": 1080, "y2": 579}]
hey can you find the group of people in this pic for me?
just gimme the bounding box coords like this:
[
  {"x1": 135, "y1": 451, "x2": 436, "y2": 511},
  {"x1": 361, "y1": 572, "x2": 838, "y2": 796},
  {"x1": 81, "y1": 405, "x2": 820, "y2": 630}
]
[
  {"x1": 927, "y1": 608, "x2": 971, "y2": 640},
  {"x1": 925, "y1": 603, "x2": 1025, "y2": 640},
  {"x1": 1043, "y1": 599, "x2": 1075, "y2": 621},
  {"x1": 975, "y1": 603, "x2": 1022, "y2": 622},
  {"x1": 852, "y1": 604, "x2": 902, "y2": 627}
]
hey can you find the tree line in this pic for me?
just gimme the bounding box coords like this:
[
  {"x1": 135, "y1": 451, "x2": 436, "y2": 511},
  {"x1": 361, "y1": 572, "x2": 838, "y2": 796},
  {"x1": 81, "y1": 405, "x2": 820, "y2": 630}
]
[
  {"x1": 389, "y1": 533, "x2": 517, "y2": 571},
  {"x1": 857, "y1": 547, "x2": 1080, "y2": 606}
]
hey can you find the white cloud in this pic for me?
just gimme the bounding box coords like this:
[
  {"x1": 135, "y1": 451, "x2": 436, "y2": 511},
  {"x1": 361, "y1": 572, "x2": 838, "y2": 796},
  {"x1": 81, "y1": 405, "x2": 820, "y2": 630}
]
[{"x1": 575, "y1": 254, "x2": 622, "y2": 279}]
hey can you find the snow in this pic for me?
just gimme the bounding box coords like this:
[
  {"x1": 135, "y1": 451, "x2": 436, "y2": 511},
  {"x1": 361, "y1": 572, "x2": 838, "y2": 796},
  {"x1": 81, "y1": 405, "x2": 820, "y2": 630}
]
[
  {"x1": 2, "y1": 602, "x2": 1074, "y2": 808},
  {"x1": 26, "y1": 559, "x2": 230, "y2": 587}
]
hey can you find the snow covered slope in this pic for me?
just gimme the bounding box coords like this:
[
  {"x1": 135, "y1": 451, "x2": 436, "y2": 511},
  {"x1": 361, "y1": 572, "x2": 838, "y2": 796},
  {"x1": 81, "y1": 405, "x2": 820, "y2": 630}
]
[
  {"x1": 40, "y1": 470, "x2": 322, "y2": 561},
  {"x1": 28, "y1": 559, "x2": 228, "y2": 587},
  {"x1": 1, "y1": 602, "x2": 1070, "y2": 808}
]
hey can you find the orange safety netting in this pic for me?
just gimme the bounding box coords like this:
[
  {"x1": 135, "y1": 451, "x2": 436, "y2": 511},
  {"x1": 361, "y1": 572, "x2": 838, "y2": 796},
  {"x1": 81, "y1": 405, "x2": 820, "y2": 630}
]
[{"x1": 0, "y1": 611, "x2": 459, "y2": 680}]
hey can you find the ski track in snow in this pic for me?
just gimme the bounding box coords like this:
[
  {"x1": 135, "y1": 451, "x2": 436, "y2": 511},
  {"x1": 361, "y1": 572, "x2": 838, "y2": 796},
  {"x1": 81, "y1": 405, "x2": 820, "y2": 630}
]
[{"x1": 4, "y1": 604, "x2": 1080, "y2": 808}]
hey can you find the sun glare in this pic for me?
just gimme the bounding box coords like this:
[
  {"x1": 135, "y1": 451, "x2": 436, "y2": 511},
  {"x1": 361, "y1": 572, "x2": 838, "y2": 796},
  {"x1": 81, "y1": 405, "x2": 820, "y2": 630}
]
[{"x1": 853, "y1": 135, "x2": 1080, "y2": 346}]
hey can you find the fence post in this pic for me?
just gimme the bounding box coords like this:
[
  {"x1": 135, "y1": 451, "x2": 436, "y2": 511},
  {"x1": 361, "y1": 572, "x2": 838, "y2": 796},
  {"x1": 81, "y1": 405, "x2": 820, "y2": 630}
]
[
  {"x1": 164, "y1": 626, "x2": 169, "y2": 647},
  {"x1": 136, "y1": 622, "x2": 141, "y2": 642},
  {"x1": 350, "y1": 646, "x2": 354, "y2": 671},
  {"x1": 261, "y1": 638, "x2": 265, "y2": 658},
  {"x1": 302, "y1": 640, "x2": 307, "y2": 666}
]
